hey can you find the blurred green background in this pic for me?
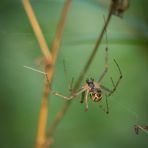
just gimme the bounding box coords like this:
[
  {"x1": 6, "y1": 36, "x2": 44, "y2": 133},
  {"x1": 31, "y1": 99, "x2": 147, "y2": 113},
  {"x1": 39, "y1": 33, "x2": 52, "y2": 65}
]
[{"x1": 0, "y1": 0, "x2": 148, "y2": 148}]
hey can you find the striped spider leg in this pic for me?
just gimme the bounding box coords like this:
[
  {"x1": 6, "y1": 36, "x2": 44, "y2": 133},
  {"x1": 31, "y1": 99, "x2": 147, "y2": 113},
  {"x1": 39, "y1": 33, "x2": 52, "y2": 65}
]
[
  {"x1": 98, "y1": 15, "x2": 123, "y2": 97},
  {"x1": 98, "y1": 58, "x2": 122, "y2": 114},
  {"x1": 99, "y1": 58, "x2": 122, "y2": 97}
]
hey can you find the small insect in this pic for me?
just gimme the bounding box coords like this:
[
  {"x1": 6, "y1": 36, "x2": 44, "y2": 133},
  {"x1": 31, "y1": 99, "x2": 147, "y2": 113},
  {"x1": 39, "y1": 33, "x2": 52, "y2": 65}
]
[
  {"x1": 134, "y1": 125, "x2": 148, "y2": 135},
  {"x1": 111, "y1": 0, "x2": 129, "y2": 17}
]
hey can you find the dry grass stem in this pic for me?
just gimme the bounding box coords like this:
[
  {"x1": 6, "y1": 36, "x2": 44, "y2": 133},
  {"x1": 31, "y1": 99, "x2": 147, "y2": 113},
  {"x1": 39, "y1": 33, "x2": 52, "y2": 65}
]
[
  {"x1": 22, "y1": 0, "x2": 51, "y2": 147},
  {"x1": 22, "y1": 0, "x2": 52, "y2": 63},
  {"x1": 51, "y1": 0, "x2": 72, "y2": 64},
  {"x1": 36, "y1": 81, "x2": 49, "y2": 148},
  {"x1": 22, "y1": 0, "x2": 71, "y2": 147},
  {"x1": 46, "y1": 0, "x2": 72, "y2": 84}
]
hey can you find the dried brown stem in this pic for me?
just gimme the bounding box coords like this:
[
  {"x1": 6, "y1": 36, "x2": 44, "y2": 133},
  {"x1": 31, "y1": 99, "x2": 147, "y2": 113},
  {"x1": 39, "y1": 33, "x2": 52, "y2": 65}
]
[
  {"x1": 46, "y1": 0, "x2": 72, "y2": 83},
  {"x1": 22, "y1": 0, "x2": 71, "y2": 147},
  {"x1": 51, "y1": 0, "x2": 71, "y2": 63},
  {"x1": 73, "y1": 6, "x2": 113, "y2": 90},
  {"x1": 36, "y1": 80, "x2": 50, "y2": 148},
  {"x1": 47, "y1": 101, "x2": 71, "y2": 137},
  {"x1": 22, "y1": 0, "x2": 52, "y2": 63},
  {"x1": 22, "y1": 0, "x2": 51, "y2": 147},
  {"x1": 47, "y1": 2, "x2": 114, "y2": 139}
]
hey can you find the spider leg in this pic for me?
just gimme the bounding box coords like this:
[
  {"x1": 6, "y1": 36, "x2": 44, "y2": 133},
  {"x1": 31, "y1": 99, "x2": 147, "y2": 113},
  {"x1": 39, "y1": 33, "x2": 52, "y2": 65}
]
[
  {"x1": 98, "y1": 95, "x2": 109, "y2": 114},
  {"x1": 50, "y1": 87, "x2": 86, "y2": 100},
  {"x1": 69, "y1": 77, "x2": 74, "y2": 92},
  {"x1": 107, "y1": 59, "x2": 122, "y2": 96},
  {"x1": 63, "y1": 59, "x2": 69, "y2": 89},
  {"x1": 110, "y1": 77, "x2": 116, "y2": 87},
  {"x1": 80, "y1": 91, "x2": 85, "y2": 103},
  {"x1": 62, "y1": 60, "x2": 74, "y2": 92},
  {"x1": 105, "y1": 95, "x2": 109, "y2": 114},
  {"x1": 100, "y1": 59, "x2": 122, "y2": 96},
  {"x1": 98, "y1": 16, "x2": 109, "y2": 82},
  {"x1": 98, "y1": 47, "x2": 108, "y2": 82},
  {"x1": 100, "y1": 84, "x2": 112, "y2": 93},
  {"x1": 85, "y1": 90, "x2": 89, "y2": 112}
]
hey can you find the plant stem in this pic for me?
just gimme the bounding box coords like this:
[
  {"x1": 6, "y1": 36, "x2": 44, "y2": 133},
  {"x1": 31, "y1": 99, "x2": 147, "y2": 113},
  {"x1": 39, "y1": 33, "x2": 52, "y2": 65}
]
[
  {"x1": 22, "y1": 0, "x2": 52, "y2": 63},
  {"x1": 44, "y1": 3, "x2": 72, "y2": 146},
  {"x1": 46, "y1": 0, "x2": 72, "y2": 83},
  {"x1": 22, "y1": 0, "x2": 51, "y2": 147},
  {"x1": 47, "y1": 2, "x2": 114, "y2": 139}
]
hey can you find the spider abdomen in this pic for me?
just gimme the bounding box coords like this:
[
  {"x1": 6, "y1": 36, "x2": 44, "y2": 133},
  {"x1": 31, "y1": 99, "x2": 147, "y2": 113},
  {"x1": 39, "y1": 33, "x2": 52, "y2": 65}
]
[{"x1": 89, "y1": 87, "x2": 102, "y2": 102}]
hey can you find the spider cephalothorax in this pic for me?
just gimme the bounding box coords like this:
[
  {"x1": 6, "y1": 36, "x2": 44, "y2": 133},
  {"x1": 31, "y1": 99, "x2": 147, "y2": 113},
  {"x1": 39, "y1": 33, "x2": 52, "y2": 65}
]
[{"x1": 86, "y1": 78, "x2": 95, "y2": 88}]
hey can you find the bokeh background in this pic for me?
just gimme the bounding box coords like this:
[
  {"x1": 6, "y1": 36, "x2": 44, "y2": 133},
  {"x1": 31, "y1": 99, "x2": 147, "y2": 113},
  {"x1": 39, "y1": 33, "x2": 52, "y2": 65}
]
[{"x1": 0, "y1": 0, "x2": 148, "y2": 148}]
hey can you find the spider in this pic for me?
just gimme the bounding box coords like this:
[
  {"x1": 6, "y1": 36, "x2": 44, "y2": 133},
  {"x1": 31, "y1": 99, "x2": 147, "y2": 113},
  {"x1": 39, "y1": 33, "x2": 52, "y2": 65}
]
[
  {"x1": 24, "y1": 41, "x2": 122, "y2": 113},
  {"x1": 50, "y1": 47, "x2": 122, "y2": 113},
  {"x1": 24, "y1": 16, "x2": 122, "y2": 113},
  {"x1": 24, "y1": 48, "x2": 122, "y2": 113}
]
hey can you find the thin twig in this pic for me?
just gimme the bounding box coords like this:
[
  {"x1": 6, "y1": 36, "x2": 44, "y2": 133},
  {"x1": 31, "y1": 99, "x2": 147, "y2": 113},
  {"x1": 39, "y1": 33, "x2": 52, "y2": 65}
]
[
  {"x1": 47, "y1": 2, "x2": 115, "y2": 139},
  {"x1": 22, "y1": 0, "x2": 52, "y2": 63},
  {"x1": 51, "y1": 0, "x2": 72, "y2": 64},
  {"x1": 46, "y1": 0, "x2": 72, "y2": 83},
  {"x1": 46, "y1": 101, "x2": 71, "y2": 137},
  {"x1": 73, "y1": 6, "x2": 113, "y2": 90}
]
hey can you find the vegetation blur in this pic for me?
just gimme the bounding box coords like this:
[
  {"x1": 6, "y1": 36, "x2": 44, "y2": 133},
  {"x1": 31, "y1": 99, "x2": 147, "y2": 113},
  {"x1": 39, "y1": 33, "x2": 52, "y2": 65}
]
[{"x1": 0, "y1": 0, "x2": 148, "y2": 148}]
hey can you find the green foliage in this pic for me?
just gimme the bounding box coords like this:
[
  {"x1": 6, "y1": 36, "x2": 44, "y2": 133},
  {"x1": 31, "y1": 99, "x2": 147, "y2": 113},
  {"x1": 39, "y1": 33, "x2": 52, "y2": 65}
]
[{"x1": 0, "y1": 0, "x2": 148, "y2": 148}]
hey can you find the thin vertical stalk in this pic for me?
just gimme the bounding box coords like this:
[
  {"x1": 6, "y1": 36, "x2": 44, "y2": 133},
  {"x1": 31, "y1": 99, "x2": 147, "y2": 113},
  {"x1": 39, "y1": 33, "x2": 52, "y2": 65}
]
[
  {"x1": 22, "y1": 0, "x2": 51, "y2": 147},
  {"x1": 46, "y1": 0, "x2": 72, "y2": 83},
  {"x1": 22, "y1": 0, "x2": 52, "y2": 63}
]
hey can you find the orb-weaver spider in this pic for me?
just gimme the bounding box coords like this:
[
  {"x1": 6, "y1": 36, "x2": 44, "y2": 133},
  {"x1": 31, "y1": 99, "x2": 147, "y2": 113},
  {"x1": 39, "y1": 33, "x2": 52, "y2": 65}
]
[
  {"x1": 24, "y1": 47, "x2": 122, "y2": 113},
  {"x1": 24, "y1": 13, "x2": 123, "y2": 113},
  {"x1": 50, "y1": 47, "x2": 122, "y2": 113}
]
